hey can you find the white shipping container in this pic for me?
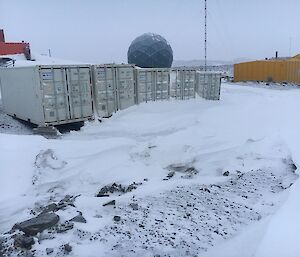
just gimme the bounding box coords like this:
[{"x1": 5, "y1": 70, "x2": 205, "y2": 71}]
[
  {"x1": 196, "y1": 72, "x2": 221, "y2": 100},
  {"x1": 170, "y1": 69, "x2": 196, "y2": 100},
  {"x1": 92, "y1": 64, "x2": 135, "y2": 117},
  {"x1": 135, "y1": 68, "x2": 170, "y2": 104},
  {"x1": 0, "y1": 65, "x2": 94, "y2": 126}
]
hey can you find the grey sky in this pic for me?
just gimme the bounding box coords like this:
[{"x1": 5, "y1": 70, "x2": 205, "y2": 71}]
[{"x1": 1, "y1": 0, "x2": 299, "y2": 63}]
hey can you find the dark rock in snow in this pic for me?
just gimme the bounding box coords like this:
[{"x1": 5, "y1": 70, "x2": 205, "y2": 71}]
[
  {"x1": 103, "y1": 200, "x2": 116, "y2": 207},
  {"x1": 96, "y1": 194, "x2": 110, "y2": 198},
  {"x1": 69, "y1": 213, "x2": 87, "y2": 223},
  {"x1": 55, "y1": 222, "x2": 74, "y2": 233},
  {"x1": 113, "y1": 216, "x2": 121, "y2": 222},
  {"x1": 166, "y1": 171, "x2": 175, "y2": 179},
  {"x1": 96, "y1": 182, "x2": 142, "y2": 197},
  {"x1": 126, "y1": 182, "x2": 142, "y2": 192},
  {"x1": 41, "y1": 203, "x2": 58, "y2": 214},
  {"x1": 57, "y1": 195, "x2": 78, "y2": 210},
  {"x1": 46, "y1": 248, "x2": 54, "y2": 255},
  {"x1": 166, "y1": 163, "x2": 199, "y2": 179},
  {"x1": 182, "y1": 167, "x2": 199, "y2": 178},
  {"x1": 63, "y1": 243, "x2": 72, "y2": 253},
  {"x1": 223, "y1": 171, "x2": 230, "y2": 176},
  {"x1": 97, "y1": 183, "x2": 125, "y2": 197},
  {"x1": 129, "y1": 203, "x2": 139, "y2": 211},
  {"x1": 14, "y1": 213, "x2": 59, "y2": 236},
  {"x1": 0, "y1": 240, "x2": 3, "y2": 257},
  {"x1": 13, "y1": 234, "x2": 35, "y2": 250}
]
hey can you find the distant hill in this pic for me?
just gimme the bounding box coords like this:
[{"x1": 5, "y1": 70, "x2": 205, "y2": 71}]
[
  {"x1": 173, "y1": 59, "x2": 231, "y2": 67},
  {"x1": 173, "y1": 58, "x2": 255, "y2": 67}
]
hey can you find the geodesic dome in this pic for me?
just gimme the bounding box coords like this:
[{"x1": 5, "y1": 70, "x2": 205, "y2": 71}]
[{"x1": 127, "y1": 33, "x2": 173, "y2": 68}]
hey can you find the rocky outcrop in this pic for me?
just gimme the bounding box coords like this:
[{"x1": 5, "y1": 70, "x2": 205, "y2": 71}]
[{"x1": 13, "y1": 213, "x2": 59, "y2": 236}]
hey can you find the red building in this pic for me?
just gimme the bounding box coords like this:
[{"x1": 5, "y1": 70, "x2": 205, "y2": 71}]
[{"x1": 0, "y1": 29, "x2": 31, "y2": 60}]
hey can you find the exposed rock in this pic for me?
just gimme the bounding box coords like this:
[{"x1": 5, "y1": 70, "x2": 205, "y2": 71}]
[
  {"x1": 102, "y1": 200, "x2": 116, "y2": 207},
  {"x1": 0, "y1": 238, "x2": 3, "y2": 257},
  {"x1": 57, "y1": 195, "x2": 78, "y2": 210},
  {"x1": 97, "y1": 183, "x2": 125, "y2": 197},
  {"x1": 13, "y1": 213, "x2": 59, "y2": 236},
  {"x1": 223, "y1": 171, "x2": 230, "y2": 176},
  {"x1": 69, "y1": 213, "x2": 87, "y2": 223},
  {"x1": 63, "y1": 243, "x2": 72, "y2": 253},
  {"x1": 96, "y1": 182, "x2": 142, "y2": 197},
  {"x1": 113, "y1": 216, "x2": 121, "y2": 222},
  {"x1": 126, "y1": 182, "x2": 142, "y2": 192},
  {"x1": 182, "y1": 167, "x2": 199, "y2": 178},
  {"x1": 55, "y1": 222, "x2": 74, "y2": 233},
  {"x1": 164, "y1": 171, "x2": 175, "y2": 180},
  {"x1": 290, "y1": 163, "x2": 297, "y2": 171},
  {"x1": 129, "y1": 203, "x2": 139, "y2": 211},
  {"x1": 167, "y1": 171, "x2": 175, "y2": 178},
  {"x1": 166, "y1": 163, "x2": 199, "y2": 179},
  {"x1": 13, "y1": 234, "x2": 35, "y2": 250},
  {"x1": 46, "y1": 248, "x2": 54, "y2": 255},
  {"x1": 199, "y1": 187, "x2": 211, "y2": 193},
  {"x1": 40, "y1": 203, "x2": 58, "y2": 214},
  {"x1": 96, "y1": 194, "x2": 109, "y2": 198},
  {"x1": 17, "y1": 250, "x2": 35, "y2": 257}
]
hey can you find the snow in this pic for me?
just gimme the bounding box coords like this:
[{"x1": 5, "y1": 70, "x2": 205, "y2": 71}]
[
  {"x1": 0, "y1": 53, "x2": 86, "y2": 67},
  {"x1": 255, "y1": 174, "x2": 300, "y2": 257},
  {"x1": 1, "y1": 82, "x2": 300, "y2": 256}
]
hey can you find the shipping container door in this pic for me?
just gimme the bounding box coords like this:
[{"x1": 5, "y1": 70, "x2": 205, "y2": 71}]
[
  {"x1": 196, "y1": 72, "x2": 204, "y2": 98},
  {"x1": 116, "y1": 67, "x2": 135, "y2": 110},
  {"x1": 136, "y1": 70, "x2": 153, "y2": 103},
  {"x1": 170, "y1": 70, "x2": 182, "y2": 99},
  {"x1": 94, "y1": 66, "x2": 117, "y2": 117},
  {"x1": 199, "y1": 73, "x2": 221, "y2": 100},
  {"x1": 210, "y1": 74, "x2": 221, "y2": 100},
  {"x1": 182, "y1": 70, "x2": 196, "y2": 100},
  {"x1": 204, "y1": 74, "x2": 213, "y2": 99},
  {"x1": 66, "y1": 67, "x2": 93, "y2": 120},
  {"x1": 155, "y1": 70, "x2": 170, "y2": 100},
  {"x1": 40, "y1": 67, "x2": 70, "y2": 123}
]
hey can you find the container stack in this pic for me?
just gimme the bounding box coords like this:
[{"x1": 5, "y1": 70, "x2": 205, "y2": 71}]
[{"x1": 0, "y1": 64, "x2": 221, "y2": 127}]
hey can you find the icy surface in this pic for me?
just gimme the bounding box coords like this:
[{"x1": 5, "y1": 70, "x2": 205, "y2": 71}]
[
  {"x1": 0, "y1": 82, "x2": 300, "y2": 256},
  {"x1": 0, "y1": 53, "x2": 86, "y2": 67}
]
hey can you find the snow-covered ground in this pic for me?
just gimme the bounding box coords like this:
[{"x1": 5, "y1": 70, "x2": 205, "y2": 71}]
[
  {"x1": 0, "y1": 53, "x2": 87, "y2": 67},
  {"x1": 1, "y1": 82, "x2": 300, "y2": 257}
]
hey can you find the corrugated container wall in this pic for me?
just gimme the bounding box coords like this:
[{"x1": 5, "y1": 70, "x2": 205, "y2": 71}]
[
  {"x1": 135, "y1": 68, "x2": 170, "y2": 104},
  {"x1": 0, "y1": 65, "x2": 94, "y2": 126},
  {"x1": 92, "y1": 64, "x2": 136, "y2": 117},
  {"x1": 234, "y1": 55, "x2": 300, "y2": 84},
  {"x1": 196, "y1": 72, "x2": 221, "y2": 100},
  {"x1": 170, "y1": 69, "x2": 196, "y2": 100}
]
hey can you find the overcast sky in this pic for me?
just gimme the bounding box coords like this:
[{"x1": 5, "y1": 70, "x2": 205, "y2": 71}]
[{"x1": 1, "y1": 0, "x2": 299, "y2": 63}]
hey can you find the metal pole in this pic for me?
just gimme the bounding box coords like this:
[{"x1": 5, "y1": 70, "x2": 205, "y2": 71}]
[{"x1": 204, "y1": 0, "x2": 207, "y2": 71}]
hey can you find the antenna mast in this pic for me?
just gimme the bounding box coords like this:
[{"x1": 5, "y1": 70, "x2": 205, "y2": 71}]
[{"x1": 204, "y1": 0, "x2": 207, "y2": 71}]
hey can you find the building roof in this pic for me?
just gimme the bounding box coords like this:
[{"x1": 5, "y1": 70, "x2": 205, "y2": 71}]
[{"x1": 290, "y1": 54, "x2": 300, "y2": 60}]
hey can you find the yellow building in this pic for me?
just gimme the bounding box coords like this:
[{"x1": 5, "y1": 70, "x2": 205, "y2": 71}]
[{"x1": 234, "y1": 54, "x2": 300, "y2": 84}]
